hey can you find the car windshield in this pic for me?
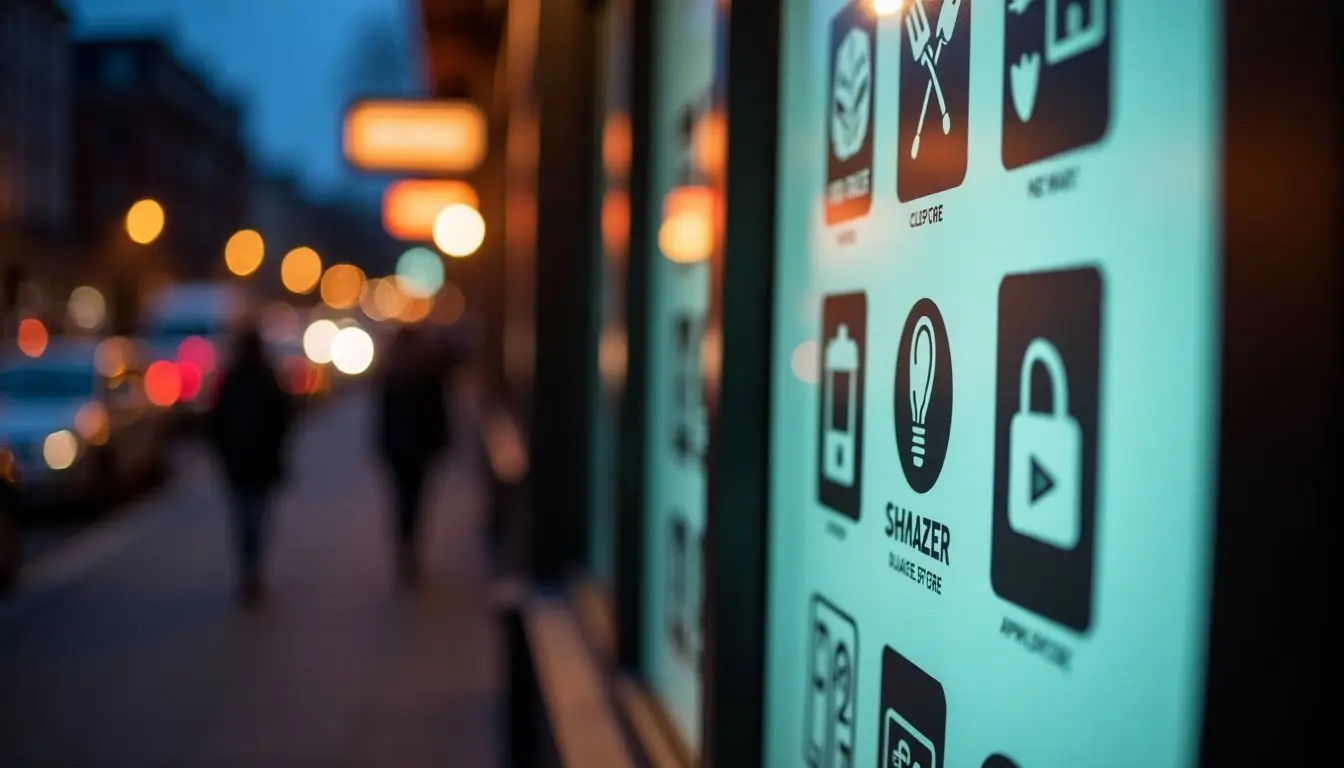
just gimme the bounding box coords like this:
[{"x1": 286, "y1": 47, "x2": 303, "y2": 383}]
[
  {"x1": 151, "y1": 319, "x2": 221, "y2": 339},
  {"x1": 0, "y1": 366, "x2": 96, "y2": 400}
]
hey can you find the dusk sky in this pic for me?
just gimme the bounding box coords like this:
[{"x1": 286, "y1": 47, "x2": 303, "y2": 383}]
[{"x1": 67, "y1": 0, "x2": 427, "y2": 200}]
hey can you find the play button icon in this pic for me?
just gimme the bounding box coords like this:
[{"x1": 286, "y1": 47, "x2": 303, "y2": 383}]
[{"x1": 1029, "y1": 456, "x2": 1055, "y2": 503}]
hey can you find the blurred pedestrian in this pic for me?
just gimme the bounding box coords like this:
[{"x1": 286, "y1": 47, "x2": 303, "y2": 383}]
[
  {"x1": 375, "y1": 324, "x2": 449, "y2": 586},
  {"x1": 210, "y1": 325, "x2": 294, "y2": 605}
]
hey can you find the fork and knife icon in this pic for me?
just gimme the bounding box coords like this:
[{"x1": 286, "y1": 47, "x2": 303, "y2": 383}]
[{"x1": 905, "y1": 0, "x2": 964, "y2": 159}]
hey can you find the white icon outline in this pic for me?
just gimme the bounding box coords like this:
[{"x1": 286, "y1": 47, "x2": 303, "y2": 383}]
[
  {"x1": 907, "y1": 316, "x2": 936, "y2": 468},
  {"x1": 1007, "y1": 0, "x2": 1108, "y2": 123},
  {"x1": 904, "y1": 0, "x2": 963, "y2": 159},
  {"x1": 831, "y1": 26, "x2": 873, "y2": 162},
  {"x1": 1008, "y1": 337, "x2": 1083, "y2": 550},
  {"x1": 883, "y1": 706, "x2": 938, "y2": 768}
]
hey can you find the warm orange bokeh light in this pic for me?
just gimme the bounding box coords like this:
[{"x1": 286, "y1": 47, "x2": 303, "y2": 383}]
[
  {"x1": 433, "y1": 281, "x2": 467, "y2": 325},
  {"x1": 601, "y1": 189, "x2": 631, "y2": 257},
  {"x1": 125, "y1": 199, "x2": 165, "y2": 244},
  {"x1": 602, "y1": 113, "x2": 632, "y2": 180},
  {"x1": 95, "y1": 336, "x2": 132, "y2": 378},
  {"x1": 320, "y1": 264, "x2": 366, "y2": 310},
  {"x1": 17, "y1": 318, "x2": 49, "y2": 358},
  {"x1": 398, "y1": 295, "x2": 433, "y2": 324},
  {"x1": 658, "y1": 186, "x2": 716, "y2": 264},
  {"x1": 372, "y1": 278, "x2": 410, "y2": 321},
  {"x1": 343, "y1": 100, "x2": 487, "y2": 173},
  {"x1": 382, "y1": 179, "x2": 480, "y2": 241},
  {"x1": 281, "y1": 247, "x2": 322, "y2": 294},
  {"x1": 225, "y1": 229, "x2": 265, "y2": 276},
  {"x1": 75, "y1": 402, "x2": 112, "y2": 446},
  {"x1": 144, "y1": 361, "x2": 182, "y2": 407},
  {"x1": 692, "y1": 111, "x2": 728, "y2": 179}
]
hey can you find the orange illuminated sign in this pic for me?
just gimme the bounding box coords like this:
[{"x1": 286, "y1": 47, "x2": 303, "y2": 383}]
[
  {"x1": 343, "y1": 100, "x2": 487, "y2": 173},
  {"x1": 382, "y1": 179, "x2": 480, "y2": 241}
]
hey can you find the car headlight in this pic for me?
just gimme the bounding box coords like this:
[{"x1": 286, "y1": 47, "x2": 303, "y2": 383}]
[{"x1": 43, "y1": 430, "x2": 81, "y2": 471}]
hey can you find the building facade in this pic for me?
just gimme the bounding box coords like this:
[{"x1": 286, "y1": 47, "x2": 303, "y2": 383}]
[
  {"x1": 71, "y1": 38, "x2": 247, "y2": 293},
  {"x1": 0, "y1": 0, "x2": 71, "y2": 327}
]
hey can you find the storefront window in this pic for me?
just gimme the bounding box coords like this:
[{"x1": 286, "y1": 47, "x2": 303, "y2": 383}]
[
  {"x1": 764, "y1": 1, "x2": 1221, "y2": 766},
  {"x1": 640, "y1": 0, "x2": 726, "y2": 752}
]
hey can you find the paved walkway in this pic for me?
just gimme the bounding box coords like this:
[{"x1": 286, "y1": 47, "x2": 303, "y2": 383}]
[{"x1": 0, "y1": 389, "x2": 501, "y2": 767}]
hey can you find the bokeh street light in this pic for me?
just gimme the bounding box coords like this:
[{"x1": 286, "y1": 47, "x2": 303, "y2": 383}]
[
  {"x1": 432, "y1": 203, "x2": 486, "y2": 257},
  {"x1": 126, "y1": 199, "x2": 165, "y2": 245},
  {"x1": 330, "y1": 326, "x2": 375, "y2": 375},
  {"x1": 17, "y1": 318, "x2": 49, "y2": 358},
  {"x1": 281, "y1": 247, "x2": 322, "y2": 294},
  {"x1": 396, "y1": 248, "x2": 445, "y2": 298},
  {"x1": 225, "y1": 229, "x2": 265, "y2": 277},
  {"x1": 303, "y1": 319, "x2": 339, "y2": 364},
  {"x1": 320, "y1": 264, "x2": 366, "y2": 310},
  {"x1": 68, "y1": 286, "x2": 107, "y2": 331}
]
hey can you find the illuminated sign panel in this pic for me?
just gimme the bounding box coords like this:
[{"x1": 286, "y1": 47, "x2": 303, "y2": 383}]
[
  {"x1": 765, "y1": 2, "x2": 1220, "y2": 766},
  {"x1": 382, "y1": 179, "x2": 479, "y2": 241},
  {"x1": 343, "y1": 100, "x2": 487, "y2": 173}
]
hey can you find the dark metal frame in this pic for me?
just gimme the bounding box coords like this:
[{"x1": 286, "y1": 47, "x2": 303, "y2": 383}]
[
  {"x1": 699, "y1": 0, "x2": 781, "y2": 765},
  {"x1": 529, "y1": 0, "x2": 601, "y2": 581},
  {"x1": 1200, "y1": 2, "x2": 1338, "y2": 764},
  {"x1": 615, "y1": 0, "x2": 657, "y2": 676}
]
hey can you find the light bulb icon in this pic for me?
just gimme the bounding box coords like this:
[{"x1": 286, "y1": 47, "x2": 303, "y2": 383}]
[{"x1": 908, "y1": 316, "x2": 937, "y2": 467}]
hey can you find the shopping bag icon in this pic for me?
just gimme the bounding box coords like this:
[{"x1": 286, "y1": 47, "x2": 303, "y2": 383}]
[{"x1": 1008, "y1": 338, "x2": 1082, "y2": 550}]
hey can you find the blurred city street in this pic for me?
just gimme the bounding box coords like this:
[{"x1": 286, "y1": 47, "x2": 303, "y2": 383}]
[{"x1": 0, "y1": 387, "x2": 501, "y2": 768}]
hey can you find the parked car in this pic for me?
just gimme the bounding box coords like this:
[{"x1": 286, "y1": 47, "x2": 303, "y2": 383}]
[
  {"x1": 141, "y1": 282, "x2": 243, "y2": 417},
  {"x1": 0, "y1": 339, "x2": 171, "y2": 507}
]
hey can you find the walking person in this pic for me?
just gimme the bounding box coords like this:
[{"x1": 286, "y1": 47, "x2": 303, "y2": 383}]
[
  {"x1": 210, "y1": 325, "x2": 294, "y2": 606},
  {"x1": 375, "y1": 324, "x2": 450, "y2": 586}
]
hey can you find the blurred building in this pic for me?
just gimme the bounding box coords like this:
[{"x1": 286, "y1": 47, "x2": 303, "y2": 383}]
[
  {"x1": 71, "y1": 37, "x2": 248, "y2": 314},
  {"x1": 0, "y1": 0, "x2": 72, "y2": 329}
]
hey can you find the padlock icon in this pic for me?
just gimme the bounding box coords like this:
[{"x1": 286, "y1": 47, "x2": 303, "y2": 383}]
[{"x1": 1008, "y1": 338, "x2": 1082, "y2": 549}]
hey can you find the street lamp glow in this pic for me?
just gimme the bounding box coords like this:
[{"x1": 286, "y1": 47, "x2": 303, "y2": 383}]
[
  {"x1": 43, "y1": 430, "x2": 79, "y2": 471},
  {"x1": 320, "y1": 263, "x2": 366, "y2": 310},
  {"x1": 432, "y1": 203, "x2": 486, "y2": 258},
  {"x1": 281, "y1": 247, "x2": 322, "y2": 294},
  {"x1": 303, "y1": 319, "x2": 339, "y2": 364},
  {"x1": 873, "y1": 0, "x2": 904, "y2": 15},
  {"x1": 330, "y1": 326, "x2": 375, "y2": 375},
  {"x1": 225, "y1": 229, "x2": 265, "y2": 276},
  {"x1": 126, "y1": 199, "x2": 165, "y2": 244},
  {"x1": 68, "y1": 286, "x2": 107, "y2": 331}
]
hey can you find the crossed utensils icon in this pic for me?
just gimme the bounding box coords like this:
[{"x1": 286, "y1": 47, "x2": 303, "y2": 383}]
[{"x1": 905, "y1": 0, "x2": 964, "y2": 159}]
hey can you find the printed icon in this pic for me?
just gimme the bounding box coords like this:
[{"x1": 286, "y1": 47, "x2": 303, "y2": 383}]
[
  {"x1": 818, "y1": 293, "x2": 867, "y2": 520},
  {"x1": 898, "y1": 0, "x2": 971, "y2": 201},
  {"x1": 671, "y1": 312, "x2": 707, "y2": 464},
  {"x1": 1002, "y1": 0, "x2": 1112, "y2": 169},
  {"x1": 876, "y1": 646, "x2": 945, "y2": 768},
  {"x1": 805, "y1": 595, "x2": 859, "y2": 768},
  {"x1": 991, "y1": 267, "x2": 1102, "y2": 632},
  {"x1": 826, "y1": 0, "x2": 877, "y2": 224},
  {"x1": 982, "y1": 756, "x2": 1022, "y2": 768},
  {"x1": 1009, "y1": 339, "x2": 1081, "y2": 549},
  {"x1": 893, "y1": 299, "x2": 953, "y2": 494},
  {"x1": 666, "y1": 511, "x2": 703, "y2": 665},
  {"x1": 824, "y1": 325, "x2": 860, "y2": 488}
]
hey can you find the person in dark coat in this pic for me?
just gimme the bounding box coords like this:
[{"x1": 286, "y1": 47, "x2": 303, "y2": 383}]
[
  {"x1": 210, "y1": 325, "x2": 294, "y2": 605},
  {"x1": 375, "y1": 324, "x2": 449, "y2": 586}
]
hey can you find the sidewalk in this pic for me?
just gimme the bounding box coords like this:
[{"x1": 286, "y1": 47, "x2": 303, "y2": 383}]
[{"x1": 0, "y1": 388, "x2": 501, "y2": 767}]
